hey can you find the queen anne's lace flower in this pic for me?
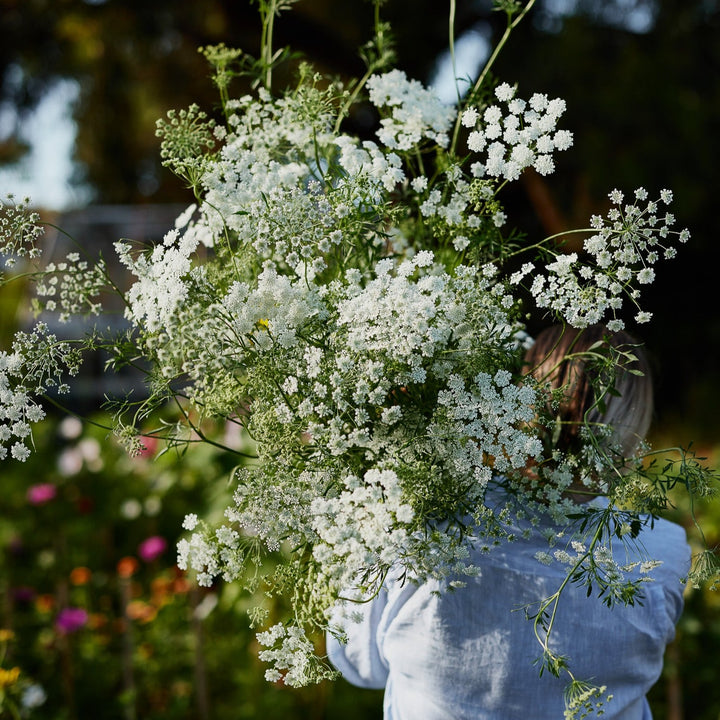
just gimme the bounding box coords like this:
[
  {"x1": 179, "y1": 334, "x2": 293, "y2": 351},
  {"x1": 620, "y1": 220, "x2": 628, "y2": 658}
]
[
  {"x1": 528, "y1": 189, "x2": 690, "y2": 329},
  {"x1": 463, "y1": 85, "x2": 573, "y2": 181},
  {"x1": 368, "y1": 70, "x2": 455, "y2": 150}
]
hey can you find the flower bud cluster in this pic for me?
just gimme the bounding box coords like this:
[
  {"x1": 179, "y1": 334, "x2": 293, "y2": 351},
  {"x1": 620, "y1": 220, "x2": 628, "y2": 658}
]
[{"x1": 310, "y1": 469, "x2": 414, "y2": 597}]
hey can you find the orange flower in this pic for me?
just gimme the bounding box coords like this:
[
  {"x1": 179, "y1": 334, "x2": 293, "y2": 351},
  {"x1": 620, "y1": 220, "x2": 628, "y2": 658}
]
[
  {"x1": 150, "y1": 577, "x2": 174, "y2": 607},
  {"x1": 35, "y1": 594, "x2": 55, "y2": 614},
  {"x1": 117, "y1": 557, "x2": 139, "y2": 578},
  {"x1": 126, "y1": 600, "x2": 157, "y2": 624},
  {"x1": 87, "y1": 613, "x2": 108, "y2": 630},
  {"x1": 172, "y1": 576, "x2": 191, "y2": 594},
  {"x1": 151, "y1": 576, "x2": 172, "y2": 595},
  {"x1": 70, "y1": 566, "x2": 92, "y2": 586}
]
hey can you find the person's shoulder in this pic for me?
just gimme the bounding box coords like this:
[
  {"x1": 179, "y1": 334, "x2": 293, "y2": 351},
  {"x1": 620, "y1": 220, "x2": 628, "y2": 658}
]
[{"x1": 639, "y1": 514, "x2": 688, "y2": 546}]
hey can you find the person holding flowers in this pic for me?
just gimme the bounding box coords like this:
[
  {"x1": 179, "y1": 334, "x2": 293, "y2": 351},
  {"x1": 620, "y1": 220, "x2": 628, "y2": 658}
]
[
  {"x1": 327, "y1": 325, "x2": 690, "y2": 719},
  {"x1": 0, "y1": 1, "x2": 711, "y2": 717}
]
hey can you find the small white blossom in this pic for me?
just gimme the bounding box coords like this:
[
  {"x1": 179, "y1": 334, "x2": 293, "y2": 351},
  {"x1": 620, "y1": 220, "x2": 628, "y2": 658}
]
[
  {"x1": 495, "y1": 82, "x2": 515, "y2": 101},
  {"x1": 461, "y1": 107, "x2": 479, "y2": 127},
  {"x1": 183, "y1": 513, "x2": 199, "y2": 531}
]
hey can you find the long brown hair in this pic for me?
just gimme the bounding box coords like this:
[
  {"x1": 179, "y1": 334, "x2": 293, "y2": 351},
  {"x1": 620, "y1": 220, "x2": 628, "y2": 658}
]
[{"x1": 523, "y1": 324, "x2": 653, "y2": 458}]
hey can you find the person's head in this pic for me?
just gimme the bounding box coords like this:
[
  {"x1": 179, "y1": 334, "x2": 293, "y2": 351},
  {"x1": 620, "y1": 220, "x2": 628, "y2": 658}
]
[{"x1": 523, "y1": 324, "x2": 653, "y2": 458}]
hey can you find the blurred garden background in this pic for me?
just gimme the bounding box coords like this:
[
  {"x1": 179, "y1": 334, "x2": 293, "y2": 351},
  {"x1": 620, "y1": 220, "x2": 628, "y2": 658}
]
[{"x1": 0, "y1": 0, "x2": 719, "y2": 717}]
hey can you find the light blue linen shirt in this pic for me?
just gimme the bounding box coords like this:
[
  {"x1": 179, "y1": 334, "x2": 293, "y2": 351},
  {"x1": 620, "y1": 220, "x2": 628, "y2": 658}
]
[{"x1": 327, "y1": 500, "x2": 690, "y2": 719}]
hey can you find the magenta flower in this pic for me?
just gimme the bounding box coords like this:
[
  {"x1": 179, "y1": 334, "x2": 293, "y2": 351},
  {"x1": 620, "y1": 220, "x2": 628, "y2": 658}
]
[
  {"x1": 27, "y1": 483, "x2": 57, "y2": 505},
  {"x1": 138, "y1": 536, "x2": 167, "y2": 563},
  {"x1": 55, "y1": 607, "x2": 88, "y2": 635}
]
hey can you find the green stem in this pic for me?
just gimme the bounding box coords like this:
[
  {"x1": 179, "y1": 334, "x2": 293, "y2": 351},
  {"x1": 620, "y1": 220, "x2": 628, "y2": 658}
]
[
  {"x1": 335, "y1": 70, "x2": 372, "y2": 135},
  {"x1": 533, "y1": 509, "x2": 608, "y2": 667},
  {"x1": 503, "y1": 227, "x2": 592, "y2": 261},
  {"x1": 474, "y1": 0, "x2": 538, "y2": 97},
  {"x1": 449, "y1": 0, "x2": 461, "y2": 107},
  {"x1": 450, "y1": 0, "x2": 537, "y2": 157},
  {"x1": 413, "y1": 147, "x2": 427, "y2": 177},
  {"x1": 170, "y1": 395, "x2": 257, "y2": 457},
  {"x1": 264, "y1": 2, "x2": 276, "y2": 91}
]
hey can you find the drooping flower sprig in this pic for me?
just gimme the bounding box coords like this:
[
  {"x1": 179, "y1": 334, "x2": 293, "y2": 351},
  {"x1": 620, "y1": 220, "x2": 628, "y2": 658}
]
[{"x1": 0, "y1": 0, "x2": 716, "y2": 713}]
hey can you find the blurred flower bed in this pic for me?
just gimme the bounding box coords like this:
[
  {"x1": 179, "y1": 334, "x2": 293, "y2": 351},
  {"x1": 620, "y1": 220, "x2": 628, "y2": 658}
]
[
  {"x1": 0, "y1": 412, "x2": 383, "y2": 719},
  {"x1": 645, "y1": 440, "x2": 720, "y2": 720}
]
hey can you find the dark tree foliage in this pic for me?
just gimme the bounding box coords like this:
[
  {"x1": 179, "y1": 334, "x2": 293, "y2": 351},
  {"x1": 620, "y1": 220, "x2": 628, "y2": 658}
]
[{"x1": 491, "y1": 0, "x2": 720, "y2": 436}]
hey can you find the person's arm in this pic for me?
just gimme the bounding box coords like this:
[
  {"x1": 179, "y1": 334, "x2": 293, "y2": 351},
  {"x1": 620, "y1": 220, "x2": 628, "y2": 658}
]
[
  {"x1": 642, "y1": 518, "x2": 692, "y2": 639},
  {"x1": 326, "y1": 588, "x2": 391, "y2": 689},
  {"x1": 661, "y1": 522, "x2": 692, "y2": 628}
]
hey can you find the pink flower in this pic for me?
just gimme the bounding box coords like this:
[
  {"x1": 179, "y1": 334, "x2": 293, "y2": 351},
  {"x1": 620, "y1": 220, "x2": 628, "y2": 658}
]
[
  {"x1": 138, "y1": 536, "x2": 167, "y2": 563},
  {"x1": 55, "y1": 607, "x2": 88, "y2": 635},
  {"x1": 27, "y1": 483, "x2": 57, "y2": 506},
  {"x1": 136, "y1": 435, "x2": 158, "y2": 458}
]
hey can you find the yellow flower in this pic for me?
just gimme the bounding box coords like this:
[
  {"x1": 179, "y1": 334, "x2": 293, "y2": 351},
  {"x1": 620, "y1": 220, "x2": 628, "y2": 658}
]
[
  {"x1": 0, "y1": 629, "x2": 14, "y2": 643},
  {"x1": 0, "y1": 666, "x2": 20, "y2": 688}
]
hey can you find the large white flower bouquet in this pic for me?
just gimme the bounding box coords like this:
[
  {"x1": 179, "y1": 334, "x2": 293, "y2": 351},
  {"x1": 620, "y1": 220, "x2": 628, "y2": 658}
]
[{"x1": 0, "y1": 0, "x2": 716, "y2": 714}]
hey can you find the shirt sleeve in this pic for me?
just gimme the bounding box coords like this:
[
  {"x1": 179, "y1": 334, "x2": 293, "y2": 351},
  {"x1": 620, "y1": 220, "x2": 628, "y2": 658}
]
[
  {"x1": 659, "y1": 521, "x2": 692, "y2": 629},
  {"x1": 639, "y1": 517, "x2": 692, "y2": 640},
  {"x1": 326, "y1": 588, "x2": 391, "y2": 689}
]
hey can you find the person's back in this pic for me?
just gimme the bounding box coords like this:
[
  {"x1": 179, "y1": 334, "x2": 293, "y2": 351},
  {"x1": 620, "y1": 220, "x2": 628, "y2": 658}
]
[
  {"x1": 328, "y1": 499, "x2": 689, "y2": 719},
  {"x1": 328, "y1": 324, "x2": 691, "y2": 718}
]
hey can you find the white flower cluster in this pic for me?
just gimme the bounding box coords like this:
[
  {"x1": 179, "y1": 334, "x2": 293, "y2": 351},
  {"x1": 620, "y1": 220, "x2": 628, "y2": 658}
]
[
  {"x1": 311, "y1": 469, "x2": 414, "y2": 591},
  {"x1": 335, "y1": 251, "x2": 461, "y2": 382},
  {"x1": 226, "y1": 467, "x2": 325, "y2": 552},
  {"x1": 0, "y1": 359, "x2": 45, "y2": 462},
  {"x1": 0, "y1": 195, "x2": 44, "y2": 270},
  {"x1": 335, "y1": 136, "x2": 405, "y2": 193},
  {"x1": 176, "y1": 516, "x2": 248, "y2": 587},
  {"x1": 0, "y1": 28, "x2": 695, "y2": 708},
  {"x1": 0, "y1": 323, "x2": 82, "y2": 461},
  {"x1": 194, "y1": 90, "x2": 332, "y2": 256},
  {"x1": 35, "y1": 253, "x2": 107, "y2": 322},
  {"x1": 222, "y1": 265, "x2": 326, "y2": 350},
  {"x1": 256, "y1": 623, "x2": 329, "y2": 687},
  {"x1": 173, "y1": 251, "x2": 537, "y2": 597},
  {"x1": 432, "y1": 370, "x2": 541, "y2": 481},
  {"x1": 116, "y1": 209, "x2": 205, "y2": 334},
  {"x1": 176, "y1": 532, "x2": 221, "y2": 588},
  {"x1": 417, "y1": 166, "x2": 475, "y2": 228},
  {"x1": 526, "y1": 188, "x2": 689, "y2": 329},
  {"x1": 153, "y1": 86, "x2": 411, "y2": 286},
  {"x1": 462, "y1": 82, "x2": 573, "y2": 181},
  {"x1": 367, "y1": 70, "x2": 455, "y2": 150}
]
